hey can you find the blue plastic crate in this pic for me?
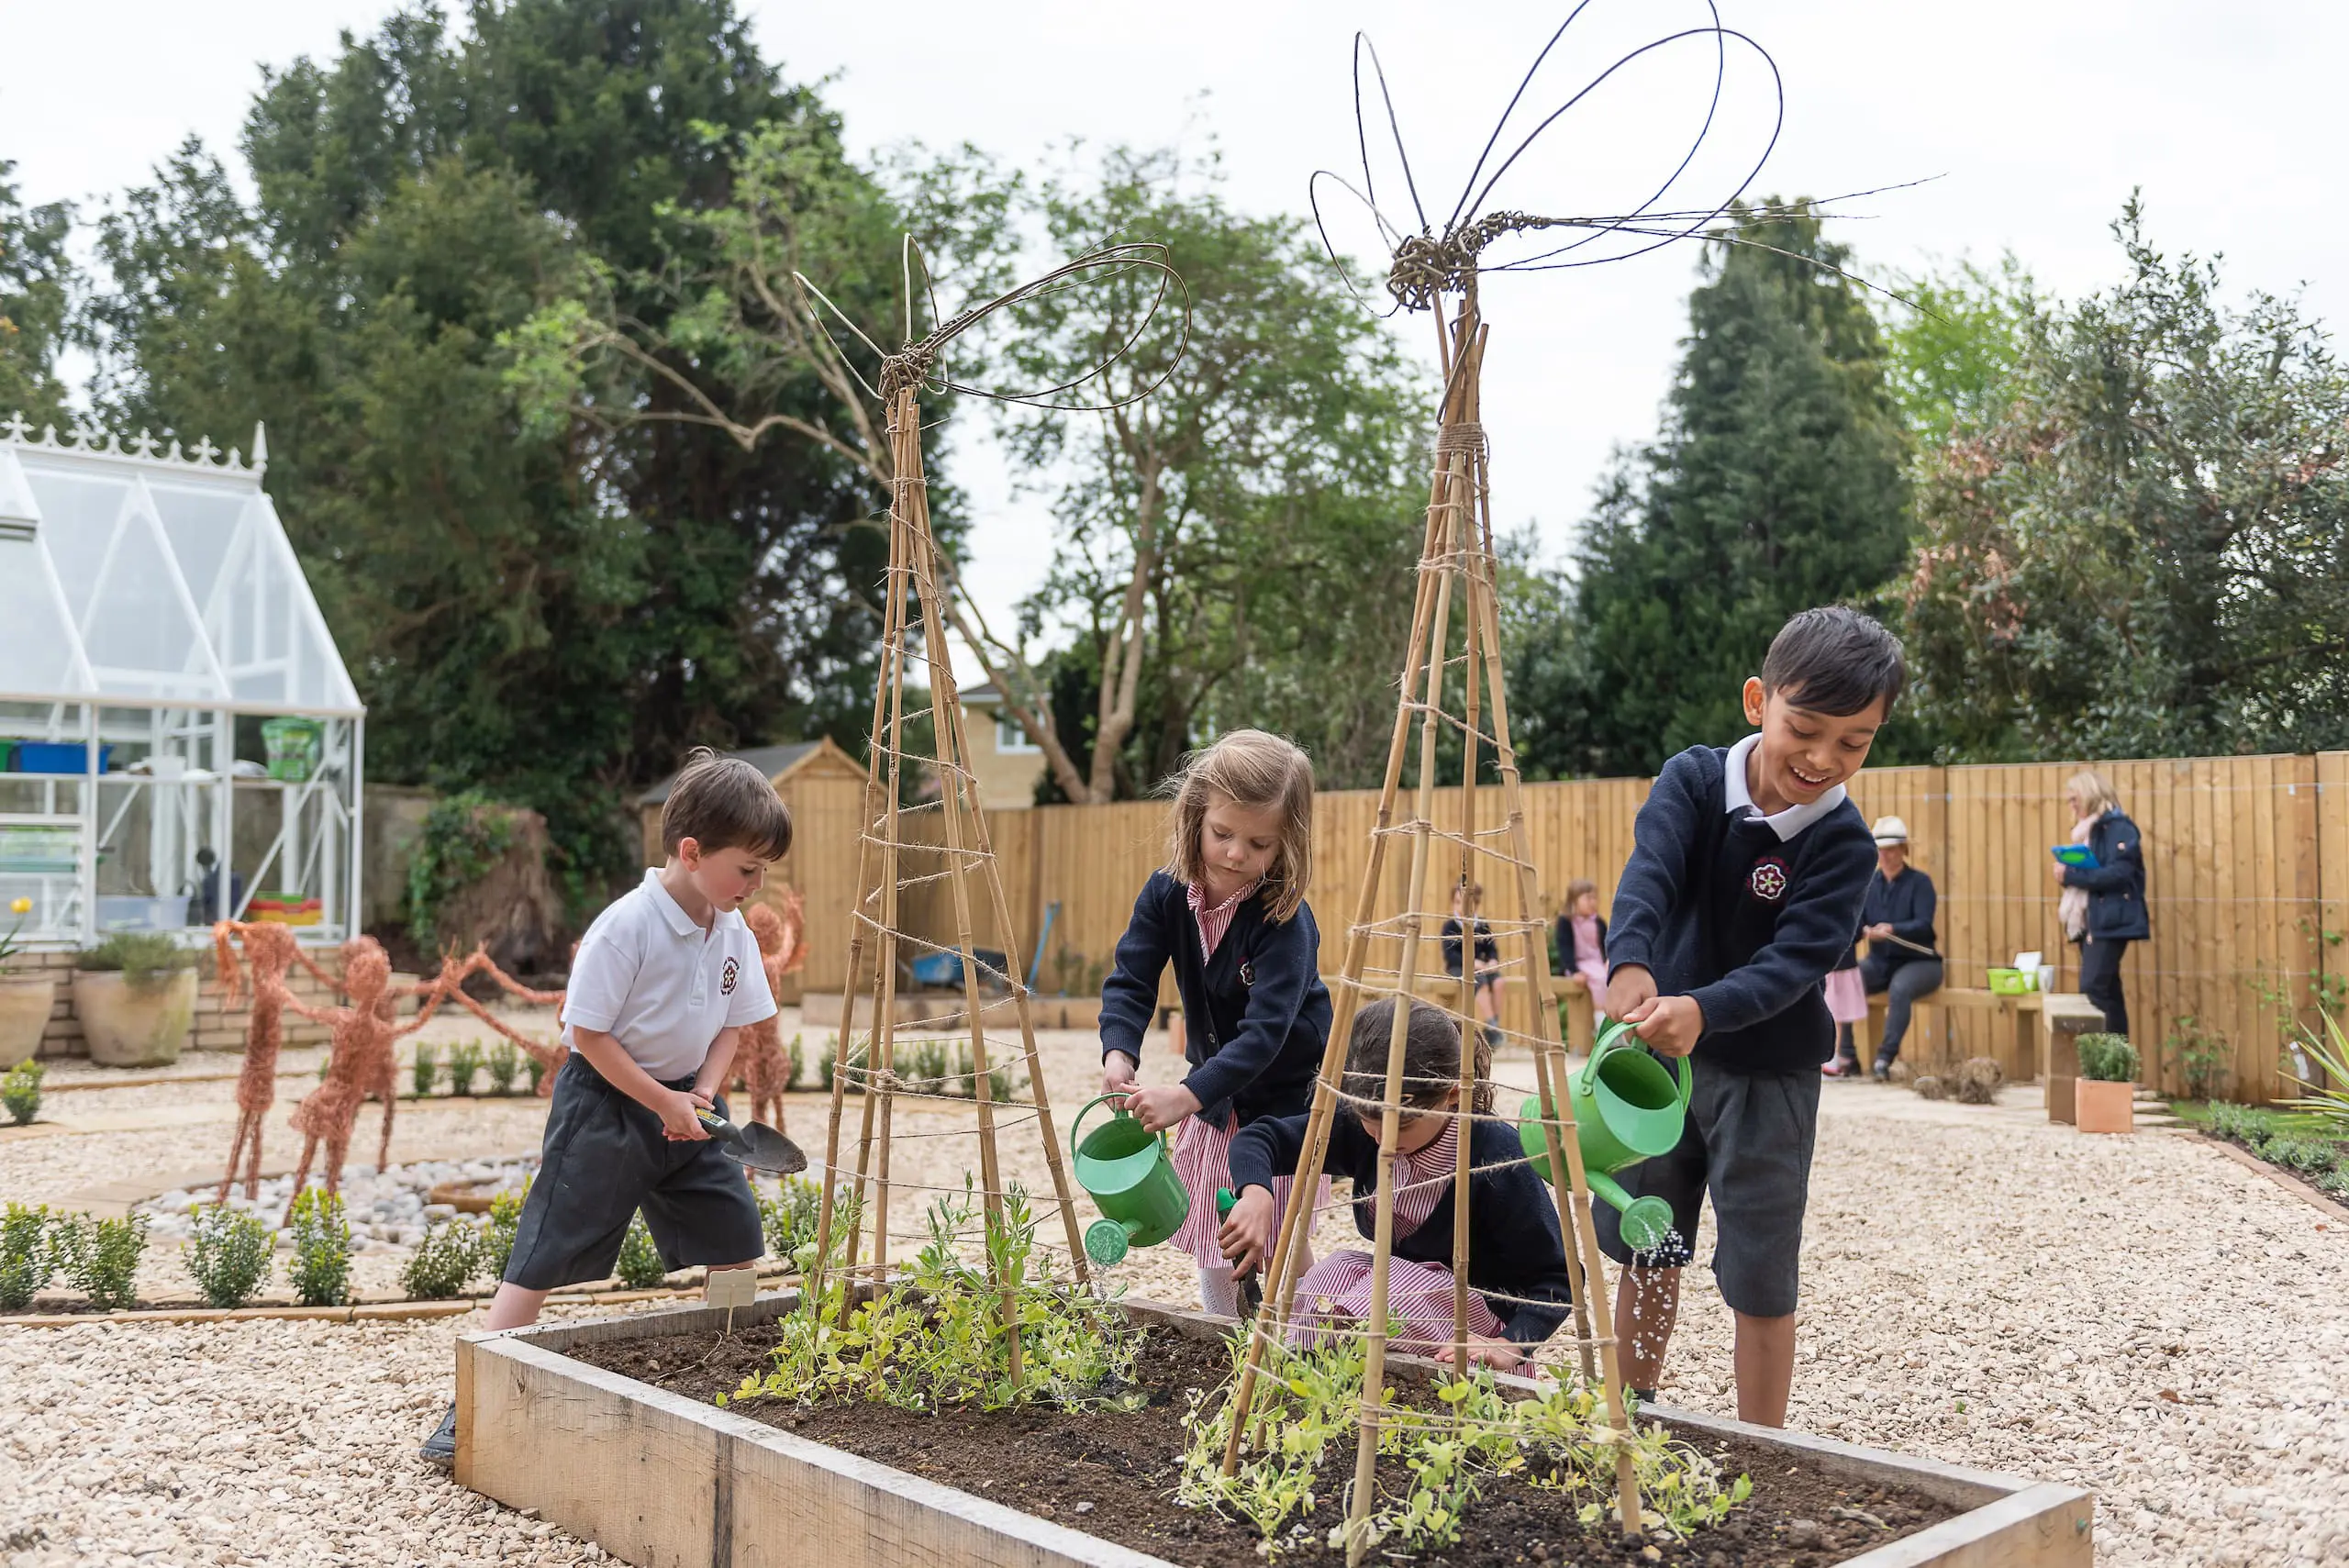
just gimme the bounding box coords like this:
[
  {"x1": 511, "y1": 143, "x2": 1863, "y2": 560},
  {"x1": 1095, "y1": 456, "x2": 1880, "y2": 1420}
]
[{"x1": 12, "y1": 742, "x2": 112, "y2": 774}]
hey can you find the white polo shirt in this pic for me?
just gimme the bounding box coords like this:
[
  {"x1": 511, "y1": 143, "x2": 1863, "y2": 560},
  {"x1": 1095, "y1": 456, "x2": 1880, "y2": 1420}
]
[{"x1": 561, "y1": 869, "x2": 777, "y2": 1082}]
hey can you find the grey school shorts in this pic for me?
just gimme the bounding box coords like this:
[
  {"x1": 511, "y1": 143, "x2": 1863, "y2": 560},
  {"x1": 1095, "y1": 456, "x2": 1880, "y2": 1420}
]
[
  {"x1": 1591, "y1": 1061, "x2": 1819, "y2": 1318},
  {"x1": 501, "y1": 1053, "x2": 764, "y2": 1291}
]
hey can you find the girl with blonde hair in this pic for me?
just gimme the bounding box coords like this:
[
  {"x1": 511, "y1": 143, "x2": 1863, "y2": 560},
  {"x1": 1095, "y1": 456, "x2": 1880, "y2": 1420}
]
[{"x1": 1098, "y1": 729, "x2": 1332, "y2": 1316}]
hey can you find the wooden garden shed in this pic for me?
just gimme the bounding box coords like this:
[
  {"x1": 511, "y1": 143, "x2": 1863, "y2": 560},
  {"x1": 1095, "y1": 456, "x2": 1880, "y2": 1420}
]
[{"x1": 635, "y1": 738, "x2": 865, "y2": 1004}]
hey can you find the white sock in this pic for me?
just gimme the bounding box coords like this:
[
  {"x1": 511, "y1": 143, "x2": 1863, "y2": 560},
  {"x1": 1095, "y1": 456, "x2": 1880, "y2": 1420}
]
[{"x1": 1197, "y1": 1264, "x2": 1240, "y2": 1318}]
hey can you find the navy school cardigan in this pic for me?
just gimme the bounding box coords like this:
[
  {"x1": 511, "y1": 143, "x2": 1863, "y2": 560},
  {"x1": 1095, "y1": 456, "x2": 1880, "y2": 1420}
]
[
  {"x1": 1228, "y1": 1112, "x2": 1573, "y2": 1347},
  {"x1": 2060, "y1": 810, "x2": 2150, "y2": 941},
  {"x1": 1097, "y1": 871, "x2": 1331, "y2": 1129},
  {"x1": 1605, "y1": 745, "x2": 1876, "y2": 1073}
]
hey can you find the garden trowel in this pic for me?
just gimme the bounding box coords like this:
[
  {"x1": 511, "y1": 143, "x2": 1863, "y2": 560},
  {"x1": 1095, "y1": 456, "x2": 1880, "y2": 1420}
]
[{"x1": 695, "y1": 1107, "x2": 807, "y2": 1174}]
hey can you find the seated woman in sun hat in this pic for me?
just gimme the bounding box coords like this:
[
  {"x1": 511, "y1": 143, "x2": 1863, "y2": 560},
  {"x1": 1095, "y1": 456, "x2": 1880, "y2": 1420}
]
[{"x1": 1823, "y1": 815, "x2": 1942, "y2": 1080}]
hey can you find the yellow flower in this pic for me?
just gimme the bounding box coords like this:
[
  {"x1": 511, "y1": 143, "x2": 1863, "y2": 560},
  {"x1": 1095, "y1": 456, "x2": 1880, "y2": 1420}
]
[{"x1": 7, "y1": 897, "x2": 28, "y2": 916}]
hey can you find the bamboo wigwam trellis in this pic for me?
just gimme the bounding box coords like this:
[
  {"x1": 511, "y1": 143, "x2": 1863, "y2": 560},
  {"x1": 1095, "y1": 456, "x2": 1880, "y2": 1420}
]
[
  {"x1": 803, "y1": 242, "x2": 1194, "y2": 1363},
  {"x1": 1212, "y1": 10, "x2": 1893, "y2": 1556}
]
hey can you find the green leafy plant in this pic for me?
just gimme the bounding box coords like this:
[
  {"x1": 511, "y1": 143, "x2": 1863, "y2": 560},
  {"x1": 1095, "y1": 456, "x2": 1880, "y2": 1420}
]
[
  {"x1": 757, "y1": 1176, "x2": 858, "y2": 1273},
  {"x1": 816, "y1": 1036, "x2": 868, "y2": 1096},
  {"x1": 288, "y1": 1187, "x2": 352, "y2": 1307},
  {"x1": 477, "y1": 1181, "x2": 529, "y2": 1281},
  {"x1": 907, "y1": 1039, "x2": 952, "y2": 1095},
  {"x1": 409, "y1": 1042, "x2": 440, "y2": 1098},
  {"x1": 2, "y1": 1059, "x2": 43, "y2": 1126},
  {"x1": 485, "y1": 1040, "x2": 521, "y2": 1095},
  {"x1": 615, "y1": 1212, "x2": 669, "y2": 1289},
  {"x1": 526, "y1": 1051, "x2": 549, "y2": 1095},
  {"x1": 952, "y1": 1043, "x2": 1020, "y2": 1103},
  {"x1": 2206, "y1": 1101, "x2": 2276, "y2": 1150},
  {"x1": 2283, "y1": 1009, "x2": 2349, "y2": 1139},
  {"x1": 401, "y1": 1219, "x2": 480, "y2": 1300},
  {"x1": 0, "y1": 1201, "x2": 51, "y2": 1310},
  {"x1": 2076, "y1": 1033, "x2": 2140, "y2": 1084},
  {"x1": 405, "y1": 791, "x2": 520, "y2": 953},
  {"x1": 446, "y1": 1041, "x2": 485, "y2": 1097},
  {"x1": 54, "y1": 1213, "x2": 148, "y2": 1311},
  {"x1": 1176, "y1": 1327, "x2": 1749, "y2": 1552},
  {"x1": 2260, "y1": 1138, "x2": 2339, "y2": 1177},
  {"x1": 2163, "y1": 1016, "x2": 2232, "y2": 1102},
  {"x1": 728, "y1": 1179, "x2": 1134, "y2": 1418},
  {"x1": 2319, "y1": 1169, "x2": 2349, "y2": 1200},
  {"x1": 184, "y1": 1204, "x2": 273, "y2": 1308},
  {"x1": 785, "y1": 1032, "x2": 804, "y2": 1090},
  {"x1": 75, "y1": 931, "x2": 197, "y2": 989}
]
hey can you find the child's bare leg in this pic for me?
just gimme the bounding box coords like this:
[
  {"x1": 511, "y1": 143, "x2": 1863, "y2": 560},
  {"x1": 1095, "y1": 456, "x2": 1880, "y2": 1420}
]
[
  {"x1": 482, "y1": 1283, "x2": 552, "y2": 1333},
  {"x1": 1612, "y1": 1263, "x2": 1680, "y2": 1394},
  {"x1": 1731, "y1": 1311, "x2": 1796, "y2": 1427}
]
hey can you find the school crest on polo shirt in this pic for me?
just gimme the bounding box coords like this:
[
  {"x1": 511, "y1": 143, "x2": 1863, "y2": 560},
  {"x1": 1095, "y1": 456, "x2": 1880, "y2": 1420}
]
[
  {"x1": 1748, "y1": 857, "x2": 1790, "y2": 904},
  {"x1": 720, "y1": 957, "x2": 740, "y2": 995}
]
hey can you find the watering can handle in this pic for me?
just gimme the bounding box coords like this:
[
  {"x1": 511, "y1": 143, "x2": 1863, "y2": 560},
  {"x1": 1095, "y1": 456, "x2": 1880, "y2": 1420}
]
[
  {"x1": 1071, "y1": 1092, "x2": 1172, "y2": 1161},
  {"x1": 1581, "y1": 1019, "x2": 1695, "y2": 1109}
]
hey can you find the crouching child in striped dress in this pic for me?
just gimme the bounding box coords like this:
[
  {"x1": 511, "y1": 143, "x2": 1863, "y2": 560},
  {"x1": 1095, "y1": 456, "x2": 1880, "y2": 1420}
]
[
  {"x1": 1098, "y1": 729, "x2": 1332, "y2": 1318},
  {"x1": 1220, "y1": 997, "x2": 1574, "y2": 1373}
]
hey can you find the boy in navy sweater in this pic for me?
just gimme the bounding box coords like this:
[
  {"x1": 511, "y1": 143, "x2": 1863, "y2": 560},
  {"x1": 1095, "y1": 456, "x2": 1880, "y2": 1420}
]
[{"x1": 1599, "y1": 607, "x2": 1904, "y2": 1427}]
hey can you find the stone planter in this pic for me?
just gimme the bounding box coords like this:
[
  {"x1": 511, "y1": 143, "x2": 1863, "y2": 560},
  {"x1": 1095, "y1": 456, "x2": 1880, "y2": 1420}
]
[
  {"x1": 2073, "y1": 1078, "x2": 2135, "y2": 1134},
  {"x1": 71, "y1": 968, "x2": 197, "y2": 1068},
  {"x1": 456, "y1": 1296, "x2": 2095, "y2": 1568},
  {"x1": 0, "y1": 976, "x2": 53, "y2": 1068}
]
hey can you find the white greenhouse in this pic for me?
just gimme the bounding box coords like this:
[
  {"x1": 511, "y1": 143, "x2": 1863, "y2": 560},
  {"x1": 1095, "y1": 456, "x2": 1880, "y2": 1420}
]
[{"x1": 0, "y1": 413, "x2": 363, "y2": 947}]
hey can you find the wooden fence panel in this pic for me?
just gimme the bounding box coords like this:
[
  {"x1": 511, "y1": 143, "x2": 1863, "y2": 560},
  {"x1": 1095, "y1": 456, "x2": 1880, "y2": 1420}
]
[{"x1": 770, "y1": 749, "x2": 2349, "y2": 1103}]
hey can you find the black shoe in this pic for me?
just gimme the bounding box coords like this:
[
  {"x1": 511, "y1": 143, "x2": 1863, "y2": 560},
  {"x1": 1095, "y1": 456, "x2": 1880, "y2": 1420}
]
[
  {"x1": 419, "y1": 1403, "x2": 457, "y2": 1467},
  {"x1": 1871, "y1": 1061, "x2": 1893, "y2": 1083}
]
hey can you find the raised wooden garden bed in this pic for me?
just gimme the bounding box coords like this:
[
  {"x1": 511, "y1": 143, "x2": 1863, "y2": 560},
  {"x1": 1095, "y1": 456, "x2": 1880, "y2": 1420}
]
[{"x1": 455, "y1": 1296, "x2": 2093, "y2": 1568}]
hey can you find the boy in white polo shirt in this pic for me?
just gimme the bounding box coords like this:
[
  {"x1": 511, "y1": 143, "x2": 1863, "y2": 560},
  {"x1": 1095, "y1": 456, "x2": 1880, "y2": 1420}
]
[{"x1": 421, "y1": 749, "x2": 791, "y2": 1464}]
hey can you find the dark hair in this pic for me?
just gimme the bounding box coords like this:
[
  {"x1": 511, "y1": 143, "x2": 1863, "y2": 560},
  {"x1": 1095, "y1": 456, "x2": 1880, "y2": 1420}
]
[
  {"x1": 661, "y1": 747, "x2": 794, "y2": 861},
  {"x1": 1760, "y1": 606, "x2": 1907, "y2": 717},
  {"x1": 1341, "y1": 997, "x2": 1490, "y2": 1113}
]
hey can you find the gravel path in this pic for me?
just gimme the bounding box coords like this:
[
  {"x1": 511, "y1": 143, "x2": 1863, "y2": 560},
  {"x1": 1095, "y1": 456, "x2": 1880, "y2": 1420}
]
[{"x1": 5, "y1": 1016, "x2": 2344, "y2": 1566}]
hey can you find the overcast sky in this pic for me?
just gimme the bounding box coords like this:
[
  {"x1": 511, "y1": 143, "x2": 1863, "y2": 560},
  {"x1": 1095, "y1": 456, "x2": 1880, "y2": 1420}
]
[{"x1": 6, "y1": 1, "x2": 2342, "y2": 681}]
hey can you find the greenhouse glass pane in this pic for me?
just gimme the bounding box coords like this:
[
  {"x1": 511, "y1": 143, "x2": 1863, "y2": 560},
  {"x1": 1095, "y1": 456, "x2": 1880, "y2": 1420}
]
[
  {"x1": 0, "y1": 539, "x2": 90, "y2": 695},
  {"x1": 151, "y1": 484, "x2": 249, "y2": 609},
  {"x1": 80, "y1": 493, "x2": 222, "y2": 700},
  {"x1": 27, "y1": 471, "x2": 132, "y2": 620}
]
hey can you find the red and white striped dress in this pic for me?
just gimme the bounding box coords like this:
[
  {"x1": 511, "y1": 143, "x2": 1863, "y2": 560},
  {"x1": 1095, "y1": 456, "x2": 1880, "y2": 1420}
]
[
  {"x1": 1166, "y1": 879, "x2": 1326, "y2": 1271},
  {"x1": 1288, "y1": 1118, "x2": 1505, "y2": 1351}
]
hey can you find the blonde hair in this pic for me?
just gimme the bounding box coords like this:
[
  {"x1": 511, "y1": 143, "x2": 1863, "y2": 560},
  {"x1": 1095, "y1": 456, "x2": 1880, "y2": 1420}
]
[
  {"x1": 2066, "y1": 768, "x2": 2122, "y2": 820},
  {"x1": 1163, "y1": 729, "x2": 1315, "y2": 922},
  {"x1": 1565, "y1": 877, "x2": 1598, "y2": 907}
]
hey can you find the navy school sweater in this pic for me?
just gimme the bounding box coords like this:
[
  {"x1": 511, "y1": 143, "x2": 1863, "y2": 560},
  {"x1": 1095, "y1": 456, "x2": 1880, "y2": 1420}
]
[
  {"x1": 1097, "y1": 871, "x2": 1332, "y2": 1129},
  {"x1": 1228, "y1": 1112, "x2": 1573, "y2": 1347},
  {"x1": 1861, "y1": 866, "x2": 1938, "y2": 968},
  {"x1": 1606, "y1": 745, "x2": 1876, "y2": 1073}
]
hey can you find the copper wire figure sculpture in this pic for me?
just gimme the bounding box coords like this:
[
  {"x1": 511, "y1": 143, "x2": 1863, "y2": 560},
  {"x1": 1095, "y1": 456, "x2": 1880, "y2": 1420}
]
[
  {"x1": 742, "y1": 895, "x2": 806, "y2": 1132},
  {"x1": 271, "y1": 938, "x2": 446, "y2": 1224},
  {"x1": 414, "y1": 946, "x2": 571, "y2": 1095},
  {"x1": 210, "y1": 919, "x2": 306, "y2": 1202}
]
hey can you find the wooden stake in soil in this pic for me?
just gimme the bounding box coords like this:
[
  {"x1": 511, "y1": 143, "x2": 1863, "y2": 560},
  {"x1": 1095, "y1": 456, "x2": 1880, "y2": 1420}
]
[
  {"x1": 1216, "y1": 279, "x2": 1644, "y2": 1552},
  {"x1": 805, "y1": 242, "x2": 1190, "y2": 1336}
]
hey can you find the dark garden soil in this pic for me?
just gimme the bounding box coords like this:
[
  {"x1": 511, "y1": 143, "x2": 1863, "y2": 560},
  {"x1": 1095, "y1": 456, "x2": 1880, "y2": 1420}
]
[{"x1": 568, "y1": 1321, "x2": 1961, "y2": 1567}]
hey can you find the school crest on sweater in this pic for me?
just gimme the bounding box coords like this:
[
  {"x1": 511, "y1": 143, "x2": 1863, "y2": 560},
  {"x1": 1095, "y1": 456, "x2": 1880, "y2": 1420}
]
[{"x1": 1748, "y1": 857, "x2": 1789, "y2": 904}]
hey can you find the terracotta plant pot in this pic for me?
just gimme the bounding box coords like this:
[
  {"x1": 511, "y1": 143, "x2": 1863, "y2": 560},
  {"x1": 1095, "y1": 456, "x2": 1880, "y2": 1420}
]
[
  {"x1": 72, "y1": 968, "x2": 197, "y2": 1068},
  {"x1": 2073, "y1": 1077, "x2": 2135, "y2": 1135},
  {"x1": 0, "y1": 976, "x2": 53, "y2": 1068}
]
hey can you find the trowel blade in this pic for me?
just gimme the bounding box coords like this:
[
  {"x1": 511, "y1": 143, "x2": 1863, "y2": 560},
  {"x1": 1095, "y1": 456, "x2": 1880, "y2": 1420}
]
[{"x1": 722, "y1": 1120, "x2": 808, "y2": 1175}]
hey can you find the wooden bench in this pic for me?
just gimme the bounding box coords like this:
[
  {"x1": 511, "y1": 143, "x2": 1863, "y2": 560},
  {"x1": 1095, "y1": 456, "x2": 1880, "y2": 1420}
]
[{"x1": 1854, "y1": 985, "x2": 2042, "y2": 1082}]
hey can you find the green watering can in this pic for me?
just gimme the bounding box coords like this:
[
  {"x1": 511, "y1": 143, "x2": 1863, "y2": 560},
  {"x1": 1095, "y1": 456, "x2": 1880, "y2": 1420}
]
[
  {"x1": 1519, "y1": 1018, "x2": 1693, "y2": 1255},
  {"x1": 1071, "y1": 1095, "x2": 1234, "y2": 1266}
]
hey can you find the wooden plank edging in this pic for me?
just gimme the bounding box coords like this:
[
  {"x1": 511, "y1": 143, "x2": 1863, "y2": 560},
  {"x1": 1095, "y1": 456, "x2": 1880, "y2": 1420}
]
[{"x1": 462, "y1": 1295, "x2": 2095, "y2": 1568}]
